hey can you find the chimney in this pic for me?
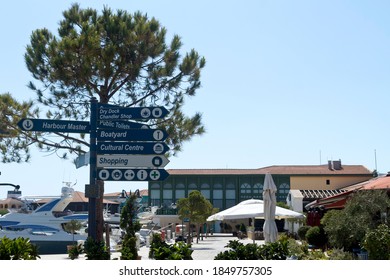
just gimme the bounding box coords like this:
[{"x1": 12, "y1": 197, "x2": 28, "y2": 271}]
[
  {"x1": 333, "y1": 160, "x2": 342, "y2": 170},
  {"x1": 328, "y1": 160, "x2": 333, "y2": 170}
]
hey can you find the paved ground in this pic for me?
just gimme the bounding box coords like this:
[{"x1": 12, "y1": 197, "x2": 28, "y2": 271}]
[{"x1": 39, "y1": 235, "x2": 265, "y2": 260}]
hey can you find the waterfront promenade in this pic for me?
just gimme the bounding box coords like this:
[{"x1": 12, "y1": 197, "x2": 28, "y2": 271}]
[{"x1": 39, "y1": 235, "x2": 265, "y2": 260}]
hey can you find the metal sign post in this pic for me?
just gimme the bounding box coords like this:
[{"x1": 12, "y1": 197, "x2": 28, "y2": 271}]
[{"x1": 86, "y1": 97, "x2": 98, "y2": 240}]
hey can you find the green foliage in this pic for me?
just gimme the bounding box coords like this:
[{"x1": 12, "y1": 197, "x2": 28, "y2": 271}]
[
  {"x1": 214, "y1": 239, "x2": 289, "y2": 260},
  {"x1": 322, "y1": 190, "x2": 390, "y2": 251},
  {"x1": 149, "y1": 233, "x2": 193, "y2": 260},
  {"x1": 327, "y1": 248, "x2": 355, "y2": 260},
  {"x1": 64, "y1": 219, "x2": 83, "y2": 244},
  {"x1": 362, "y1": 224, "x2": 390, "y2": 260},
  {"x1": 0, "y1": 236, "x2": 40, "y2": 260},
  {"x1": 297, "y1": 226, "x2": 311, "y2": 241},
  {"x1": 286, "y1": 238, "x2": 309, "y2": 260},
  {"x1": 305, "y1": 226, "x2": 327, "y2": 249},
  {"x1": 83, "y1": 237, "x2": 110, "y2": 260},
  {"x1": 21, "y1": 3, "x2": 206, "y2": 159},
  {"x1": 177, "y1": 191, "x2": 213, "y2": 243},
  {"x1": 68, "y1": 243, "x2": 83, "y2": 260},
  {"x1": 302, "y1": 250, "x2": 329, "y2": 260},
  {"x1": 148, "y1": 232, "x2": 165, "y2": 259},
  {"x1": 120, "y1": 194, "x2": 142, "y2": 260},
  {"x1": 0, "y1": 93, "x2": 37, "y2": 163}
]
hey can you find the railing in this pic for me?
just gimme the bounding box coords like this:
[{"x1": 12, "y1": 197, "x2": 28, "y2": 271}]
[{"x1": 156, "y1": 208, "x2": 178, "y2": 215}]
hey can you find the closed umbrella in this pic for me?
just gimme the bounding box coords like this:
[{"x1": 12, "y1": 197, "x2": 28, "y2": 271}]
[{"x1": 263, "y1": 173, "x2": 278, "y2": 243}]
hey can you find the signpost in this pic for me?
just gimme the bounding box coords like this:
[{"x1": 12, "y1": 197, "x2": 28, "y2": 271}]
[
  {"x1": 17, "y1": 100, "x2": 171, "y2": 243},
  {"x1": 98, "y1": 105, "x2": 169, "y2": 120},
  {"x1": 97, "y1": 154, "x2": 169, "y2": 168},
  {"x1": 18, "y1": 119, "x2": 90, "y2": 133},
  {"x1": 97, "y1": 168, "x2": 169, "y2": 181},
  {"x1": 97, "y1": 141, "x2": 169, "y2": 155},
  {"x1": 97, "y1": 128, "x2": 168, "y2": 141}
]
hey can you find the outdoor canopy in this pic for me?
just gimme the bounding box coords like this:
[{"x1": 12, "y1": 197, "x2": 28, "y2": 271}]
[{"x1": 206, "y1": 198, "x2": 304, "y2": 221}]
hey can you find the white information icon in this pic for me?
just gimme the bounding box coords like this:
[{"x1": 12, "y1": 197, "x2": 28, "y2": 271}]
[{"x1": 137, "y1": 170, "x2": 148, "y2": 180}]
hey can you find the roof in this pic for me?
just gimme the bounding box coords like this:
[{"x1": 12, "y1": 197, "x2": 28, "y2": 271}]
[
  {"x1": 104, "y1": 189, "x2": 148, "y2": 197},
  {"x1": 300, "y1": 189, "x2": 347, "y2": 200},
  {"x1": 167, "y1": 164, "x2": 372, "y2": 176},
  {"x1": 35, "y1": 191, "x2": 118, "y2": 204},
  {"x1": 305, "y1": 175, "x2": 390, "y2": 210}
]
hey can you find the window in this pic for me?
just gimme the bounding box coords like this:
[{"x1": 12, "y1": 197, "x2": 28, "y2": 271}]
[
  {"x1": 277, "y1": 183, "x2": 290, "y2": 201},
  {"x1": 175, "y1": 189, "x2": 185, "y2": 199},
  {"x1": 253, "y1": 183, "x2": 263, "y2": 199},
  {"x1": 326, "y1": 179, "x2": 330, "y2": 185},
  {"x1": 150, "y1": 189, "x2": 160, "y2": 207},
  {"x1": 240, "y1": 183, "x2": 253, "y2": 199}
]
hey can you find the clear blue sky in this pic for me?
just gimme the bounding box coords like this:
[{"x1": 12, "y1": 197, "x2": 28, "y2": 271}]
[{"x1": 1, "y1": 0, "x2": 389, "y2": 197}]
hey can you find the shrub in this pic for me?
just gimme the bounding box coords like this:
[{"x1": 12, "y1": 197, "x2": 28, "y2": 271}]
[
  {"x1": 297, "y1": 226, "x2": 311, "y2": 241},
  {"x1": 83, "y1": 237, "x2": 110, "y2": 260},
  {"x1": 305, "y1": 226, "x2": 327, "y2": 249},
  {"x1": 362, "y1": 224, "x2": 390, "y2": 260},
  {"x1": 0, "y1": 236, "x2": 40, "y2": 260},
  {"x1": 214, "y1": 238, "x2": 289, "y2": 260},
  {"x1": 327, "y1": 248, "x2": 355, "y2": 260},
  {"x1": 68, "y1": 243, "x2": 83, "y2": 260},
  {"x1": 149, "y1": 233, "x2": 193, "y2": 260}
]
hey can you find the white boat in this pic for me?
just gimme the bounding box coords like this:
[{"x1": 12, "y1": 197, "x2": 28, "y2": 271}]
[
  {"x1": 0, "y1": 186, "x2": 88, "y2": 254},
  {"x1": 104, "y1": 206, "x2": 159, "y2": 225}
]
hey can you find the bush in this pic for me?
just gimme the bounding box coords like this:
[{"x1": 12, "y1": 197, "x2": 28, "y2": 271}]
[
  {"x1": 68, "y1": 243, "x2": 83, "y2": 260},
  {"x1": 83, "y1": 237, "x2": 110, "y2": 260},
  {"x1": 327, "y1": 248, "x2": 355, "y2": 260},
  {"x1": 149, "y1": 233, "x2": 193, "y2": 260},
  {"x1": 214, "y1": 239, "x2": 289, "y2": 260},
  {"x1": 0, "y1": 236, "x2": 40, "y2": 260},
  {"x1": 297, "y1": 226, "x2": 311, "y2": 241},
  {"x1": 362, "y1": 224, "x2": 390, "y2": 260},
  {"x1": 305, "y1": 226, "x2": 327, "y2": 249}
]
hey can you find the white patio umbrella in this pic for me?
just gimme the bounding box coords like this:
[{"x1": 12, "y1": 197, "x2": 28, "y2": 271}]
[
  {"x1": 262, "y1": 173, "x2": 278, "y2": 243},
  {"x1": 206, "y1": 199, "x2": 304, "y2": 221}
]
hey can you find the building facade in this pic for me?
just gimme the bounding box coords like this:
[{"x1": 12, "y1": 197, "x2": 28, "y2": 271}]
[{"x1": 149, "y1": 160, "x2": 373, "y2": 215}]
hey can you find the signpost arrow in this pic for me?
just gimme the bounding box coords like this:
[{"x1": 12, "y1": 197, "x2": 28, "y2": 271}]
[
  {"x1": 97, "y1": 168, "x2": 169, "y2": 181},
  {"x1": 97, "y1": 141, "x2": 169, "y2": 155},
  {"x1": 17, "y1": 119, "x2": 90, "y2": 133},
  {"x1": 98, "y1": 105, "x2": 169, "y2": 120},
  {"x1": 97, "y1": 155, "x2": 169, "y2": 168},
  {"x1": 97, "y1": 129, "x2": 168, "y2": 142}
]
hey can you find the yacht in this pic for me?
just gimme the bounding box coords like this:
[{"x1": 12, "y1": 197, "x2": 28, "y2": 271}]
[{"x1": 0, "y1": 186, "x2": 88, "y2": 254}]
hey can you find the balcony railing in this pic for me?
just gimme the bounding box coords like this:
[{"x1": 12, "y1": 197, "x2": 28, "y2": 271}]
[{"x1": 156, "y1": 208, "x2": 178, "y2": 215}]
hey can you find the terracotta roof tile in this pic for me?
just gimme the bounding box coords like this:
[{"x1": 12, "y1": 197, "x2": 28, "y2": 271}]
[{"x1": 167, "y1": 165, "x2": 372, "y2": 176}]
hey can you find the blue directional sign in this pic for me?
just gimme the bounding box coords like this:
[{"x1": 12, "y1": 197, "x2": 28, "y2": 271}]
[
  {"x1": 98, "y1": 105, "x2": 169, "y2": 120},
  {"x1": 97, "y1": 129, "x2": 168, "y2": 142},
  {"x1": 18, "y1": 119, "x2": 90, "y2": 133},
  {"x1": 97, "y1": 141, "x2": 169, "y2": 155},
  {"x1": 97, "y1": 120, "x2": 149, "y2": 130},
  {"x1": 97, "y1": 168, "x2": 169, "y2": 181}
]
